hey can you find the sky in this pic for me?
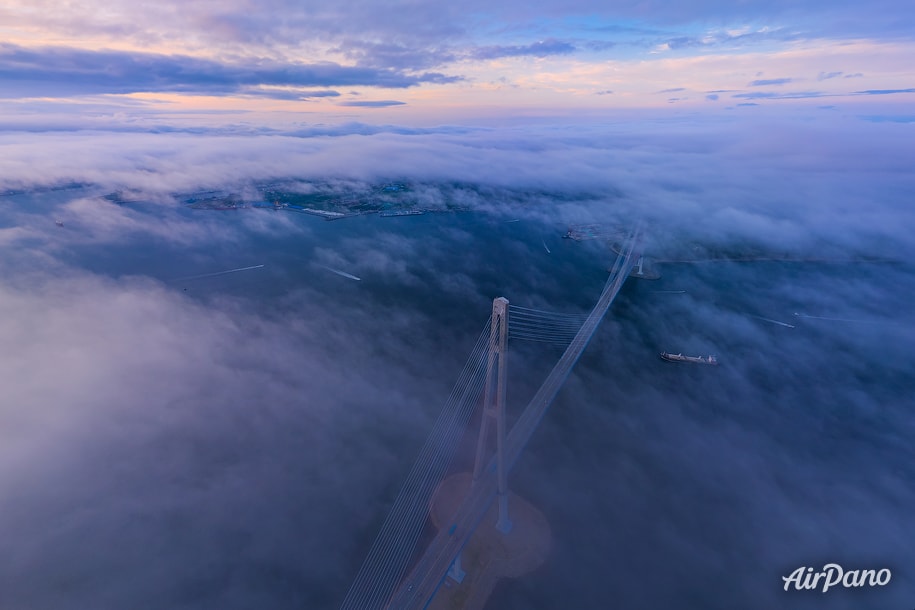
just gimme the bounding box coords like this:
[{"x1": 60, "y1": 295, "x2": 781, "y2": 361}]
[
  {"x1": 1, "y1": 2, "x2": 915, "y2": 610},
  {"x1": 0, "y1": 0, "x2": 913, "y2": 123}
]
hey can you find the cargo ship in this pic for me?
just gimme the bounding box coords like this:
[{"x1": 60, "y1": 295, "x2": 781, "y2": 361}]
[
  {"x1": 660, "y1": 352, "x2": 718, "y2": 365},
  {"x1": 380, "y1": 209, "x2": 425, "y2": 217}
]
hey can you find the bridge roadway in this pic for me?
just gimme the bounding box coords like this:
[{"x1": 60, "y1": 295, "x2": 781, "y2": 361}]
[{"x1": 385, "y1": 226, "x2": 643, "y2": 609}]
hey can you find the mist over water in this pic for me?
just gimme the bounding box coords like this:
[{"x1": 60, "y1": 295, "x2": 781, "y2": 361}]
[
  {"x1": 493, "y1": 258, "x2": 915, "y2": 610},
  {"x1": 1, "y1": 119, "x2": 913, "y2": 610}
]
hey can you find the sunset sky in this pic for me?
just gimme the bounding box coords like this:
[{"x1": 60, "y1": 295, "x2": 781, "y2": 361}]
[{"x1": 2, "y1": 0, "x2": 913, "y2": 123}]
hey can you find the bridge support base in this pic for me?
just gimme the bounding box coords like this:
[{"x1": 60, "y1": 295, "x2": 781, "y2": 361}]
[
  {"x1": 447, "y1": 553, "x2": 466, "y2": 584},
  {"x1": 627, "y1": 255, "x2": 660, "y2": 279}
]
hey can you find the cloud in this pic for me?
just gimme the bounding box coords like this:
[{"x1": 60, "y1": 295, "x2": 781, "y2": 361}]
[
  {"x1": 706, "y1": 93, "x2": 719, "y2": 101},
  {"x1": 242, "y1": 88, "x2": 342, "y2": 101},
  {"x1": 650, "y1": 26, "x2": 802, "y2": 52},
  {"x1": 595, "y1": 90, "x2": 614, "y2": 95},
  {"x1": 1, "y1": 116, "x2": 914, "y2": 610},
  {"x1": 853, "y1": 88, "x2": 915, "y2": 95},
  {"x1": 0, "y1": 116, "x2": 480, "y2": 139},
  {"x1": 0, "y1": 4, "x2": 911, "y2": 110},
  {"x1": 0, "y1": 264, "x2": 475, "y2": 609},
  {"x1": 749, "y1": 78, "x2": 794, "y2": 86},
  {"x1": 2, "y1": 117, "x2": 913, "y2": 256},
  {"x1": 332, "y1": 40, "x2": 456, "y2": 71},
  {"x1": 0, "y1": 0, "x2": 912, "y2": 95},
  {"x1": 470, "y1": 39, "x2": 576, "y2": 60},
  {"x1": 858, "y1": 114, "x2": 915, "y2": 123},
  {"x1": 287, "y1": 123, "x2": 478, "y2": 137},
  {"x1": 733, "y1": 91, "x2": 826, "y2": 99},
  {"x1": 0, "y1": 43, "x2": 458, "y2": 99},
  {"x1": 506, "y1": 266, "x2": 915, "y2": 606},
  {"x1": 337, "y1": 100, "x2": 406, "y2": 107},
  {"x1": 658, "y1": 87, "x2": 686, "y2": 93},
  {"x1": 581, "y1": 40, "x2": 617, "y2": 52},
  {"x1": 817, "y1": 71, "x2": 843, "y2": 80},
  {"x1": 5, "y1": 0, "x2": 914, "y2": 51}
]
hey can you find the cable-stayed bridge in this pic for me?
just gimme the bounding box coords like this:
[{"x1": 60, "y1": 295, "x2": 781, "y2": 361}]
[{"x1": 341, "y1": 225, "x2": 643, "y2": 610}]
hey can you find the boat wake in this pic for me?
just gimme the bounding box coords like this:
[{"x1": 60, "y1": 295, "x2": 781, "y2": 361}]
[
  {"x1": 174, "y1": 264, "x2": 265, "y2": 282},
  {"x1": 320, "y1": 265, "x2": 361, "y2": 281}
]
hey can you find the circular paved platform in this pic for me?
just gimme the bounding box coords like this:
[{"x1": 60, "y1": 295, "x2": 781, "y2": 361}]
[{"x1": 425, "y1": 472, "x2": 552, "y2": 610}]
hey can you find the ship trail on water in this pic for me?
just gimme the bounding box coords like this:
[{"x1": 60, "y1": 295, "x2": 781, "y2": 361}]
[
  {"x1": 173, "y1": 264, "x2": 265, "y2": 282},
  {"x1": 793, "y1": 312, "x2": 897, "y2": 325},
  {"x1": 320, "y1": 265, "x2": 361, "y2": 281},
  {"x1": 749, "y1": 314, "x2": 795, "y2": 328}
]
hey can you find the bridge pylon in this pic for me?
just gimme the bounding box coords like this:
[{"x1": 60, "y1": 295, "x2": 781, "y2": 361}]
[{"x1": 472, "y1": 296, "x2": 512, "y2": 534}]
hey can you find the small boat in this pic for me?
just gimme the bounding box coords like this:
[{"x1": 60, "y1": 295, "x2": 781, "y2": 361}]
[{"x1": 660, "y1": 352, "x2": 718, "y2": 365}]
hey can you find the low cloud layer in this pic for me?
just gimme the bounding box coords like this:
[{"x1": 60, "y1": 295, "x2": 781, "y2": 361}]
[
  {"x1": 0, "y1": 242, "x2": 489, "y2": 609},
  {"x1": 1, "y1": 116, "x2": 912, "y2": 259},
  {"x1": 1, "y1": 116, "x2": 913, "y2": 609}
]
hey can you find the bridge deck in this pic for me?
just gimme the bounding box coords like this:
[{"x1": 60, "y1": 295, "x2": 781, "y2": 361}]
[{"x1": 385, "y1": 227, "x2": 642, "y2": 609}]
